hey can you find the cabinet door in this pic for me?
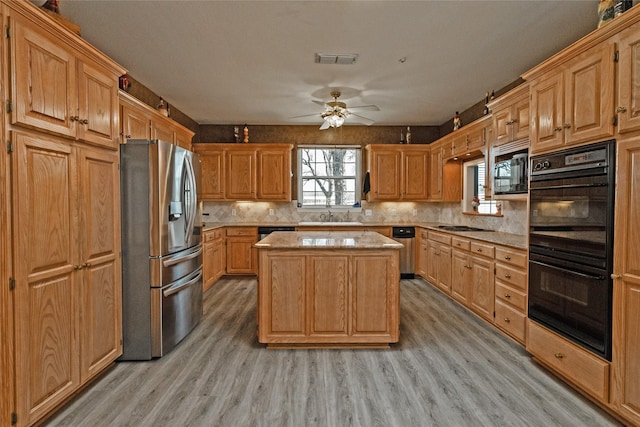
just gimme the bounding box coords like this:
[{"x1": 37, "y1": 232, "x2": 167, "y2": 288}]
[
  {"x1": 77, "y1": 61, "x2": 119, "y2": 149},
  {"x1": 120, "y1": 104, "x2": 150, "y2": 142},
  {"x1": 403, "y1": 149, "x2": 429, "y2": 200},
  {"x1": 77, "y1": 147, "x2": 122, "y2": 382},
  {"x1": 308, "y1": 256, "x2": 349, "y2": 336},
  {"x1": 368, "y1": 149, "x2": 401, "y2": 200},
  {"x1": 493, "y1": 107, "x2": 512, "y2": 146},
  {"x1": 451, "y1": 250, "x2": 470, "y2": 304},
  {"x1": 417, "y1": 240, "x2": 429, "y2": 278},
  {"x1": 616, "y1": 25, "x2": 640, "y2": 134},
  {"x1": 428, "y1": 144, "x2": 443, "y2": 201},
  {"x1": 11, "y1": 17, "x2": 77, "y2": 139},
  {"x1": 469, "y1": 256, "x2": 495, "y2": 321},
  {"x1": 257, "y1": 148, "x2": 291, "y2": 200},
  {"x1": 193, "y1": 145, "x2": 225, "y2": 200},
  {"x1": 564, "y1": 43, "x2": 615, "y2": 146},
  {"x1": 213, "y1": 238, "x2": 226, "y2": 281},
  {"x1": 530, "y1": 72, "x2": 564, "y2": 154},
  {"x1": 12, "y1": 131, "x2": 80, "y2": 424},
  {"x1": 513, "y1": 96, "x2": 530, "y2": 141},
  {"x1": 426, "y1": 241, "x2": 439, "y2": 285},
  {"x1": 203, "y1": 241, "x2": 216, "y2": 292},
  {"x1": 151, "y1": 119, "x2": 175, "y2": 144},
  {"x1": 438, "y1": 245, "x2": 452, "y2": 293},
  {"x1": 226, "y1": 150, "x2": 256, "y2": 199},
  {"x1": 226, "y1": 237, "x2": 257, "y2": 274},
  {"x1": 611, "y1": 137, "x2": 640, "y2": 425}
]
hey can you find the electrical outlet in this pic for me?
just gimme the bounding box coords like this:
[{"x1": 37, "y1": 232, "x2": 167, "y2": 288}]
[
  {"x1": 413, "y1": 209, "x2": 418, "y2": 216},
  {"x1": 269, "y1": 208, "x2": 275, "y2": 216},
  {"x1": 365, "y1": 209, "x2": 373, "y2": 217},
  {"x1": 231, "y1": 208, "x2": 237, "y2": 216}
]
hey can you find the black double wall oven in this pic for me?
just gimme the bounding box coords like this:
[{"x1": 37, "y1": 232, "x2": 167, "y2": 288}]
[{"x1": 528, "y1": 140, "x2": 615, "y2": 361}]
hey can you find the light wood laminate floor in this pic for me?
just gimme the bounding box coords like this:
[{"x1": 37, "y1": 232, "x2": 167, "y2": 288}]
[{"x1": 45, "y1": 278, "x2": 620, "y2": 427}]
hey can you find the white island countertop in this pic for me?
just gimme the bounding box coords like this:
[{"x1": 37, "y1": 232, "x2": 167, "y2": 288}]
[{"x1": 254, "y1": 231, "x2": 403, "y2": 249}]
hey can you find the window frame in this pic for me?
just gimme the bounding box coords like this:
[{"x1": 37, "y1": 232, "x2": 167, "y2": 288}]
[{"x1": 296, "y1": 145, "x2": 362, "y2": 210}]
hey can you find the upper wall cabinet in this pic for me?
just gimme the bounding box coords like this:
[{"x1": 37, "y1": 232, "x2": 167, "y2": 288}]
[
  {"x1": 119, "y1": 91, "x2": 194, "y2": 150},
  {"x1": 525, "y1": 41, "x2": 615, "y2": 155},
  {"x1": 366, "y1": 145, "x2": 429, "y2": 201},
  {"x1": 193, "y1": 143, "x2": 292, "y2": 202},
  {"x1": 615, "y1": 22, "x2": 640, "y2": 134},
  {"x1": 10, "y1": 14, "x2": 121, "y2": 150},
  {"x1": 487, "y1": 84, "x2": 530, "y2": 146}
]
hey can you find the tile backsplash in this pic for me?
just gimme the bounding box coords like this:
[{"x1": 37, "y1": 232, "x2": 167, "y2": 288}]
[{"x1": 203, "y1": 199, "x2": 528, "y2": 236}]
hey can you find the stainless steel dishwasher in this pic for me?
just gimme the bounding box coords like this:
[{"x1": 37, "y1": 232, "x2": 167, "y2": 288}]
[{"x1": 391, "y1": 226, "x2": 415, "y2": 279}]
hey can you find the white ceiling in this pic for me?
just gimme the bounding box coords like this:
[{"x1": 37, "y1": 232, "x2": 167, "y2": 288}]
[{"x1": 56, "y1": 1, "x2": 598, "y2": 127}]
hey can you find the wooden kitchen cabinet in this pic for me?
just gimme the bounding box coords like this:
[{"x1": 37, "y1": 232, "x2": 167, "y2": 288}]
[
  {"x1": 528, "y1": 42, "x2": 615, "y2": 154},
  {"x1": 225, "y1": 227, "x2": 258, "y2": 275},
  {"x1": 614, "y1": 23, "x2": 640, "y2": 135},
  {"x1": 194, "y1": 143, "x2": 292, "y2": 201},
  {"x1": 416, "y1": 229, "x2": 429, "y2": 279},
  {"x1": 488, "y1": 84, "x2": 530, "y2": 146},
  {"x1": 450, "y1": 116, "x2": 490, "y2": 158},
  {"x1": 119, "y1": 91, "x2": 194, "y2": 148},
  {"x1": 426, "y1": 232, "x2": 452, "y2": 294},
  {"x1": 12, "y1": 130, "x2": 122, "y2": 425},
  {"x1": 494, "y1": 246, "x2": 528, "y2": 344},
  {"x1": 366, "y1": 145, "x2": 429, "y2": 201},
  {"x1": 203, "y1": 228, "x2": 226, "y2": 291},
  {"x1": 11, "y1": 13, "x2": 121, "y2": 150},
  {"x1": 451, "y1": 240, "x2": 495, "y2": 322},
  {"x1": 610, "y1": 136, "x2": 640, "y2": 425}
]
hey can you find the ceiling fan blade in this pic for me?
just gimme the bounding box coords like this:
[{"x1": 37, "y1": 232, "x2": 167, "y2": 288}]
[
  {"x1": 349, "y1": 113, "x2": 375, "y2": 126},
  {"x1": 290, "y1": 112, "x2": 322, "y2": 119},
  {"x1": 348, "y1": 105, "x2": 380, "y2": 112},
  {"x1": 319, "y1": 120, "x2": 331, "y2": 130}
]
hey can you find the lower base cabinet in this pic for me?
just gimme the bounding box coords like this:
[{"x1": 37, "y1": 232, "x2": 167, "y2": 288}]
[
  {"x1": 257, "y1": 249, "x2": 400, "y2": 346},
  {"x1": 225, "y1": 227, "x2": 258, "y2": 274},
  {"x1": 203, "y1": 228, "x2": 226, "y2": 291}
]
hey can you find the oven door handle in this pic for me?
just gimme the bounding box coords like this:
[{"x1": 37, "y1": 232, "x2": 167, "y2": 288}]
[
  {"x1": 530, "y1": 259, "x2": 607, "y2": 280},
  {"x1": 531, "y1": 182, "x2": 608, "y2": 190}
]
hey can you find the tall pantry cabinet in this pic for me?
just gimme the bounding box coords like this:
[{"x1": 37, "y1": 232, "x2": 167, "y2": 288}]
[{"x1": 1, "y1": 3, "x2": 126, "y2": 426}]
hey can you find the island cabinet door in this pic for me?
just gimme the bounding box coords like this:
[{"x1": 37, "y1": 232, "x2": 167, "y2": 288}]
[
  {"x1": 307, "y1": 256, "x2": 349, "y2": 337},
  {"x1": 258, "y1": 254, "x2": 306, "y2": 341},
  {"x1": 350, "y1": 254, "x2": 399, "y2": 341}
]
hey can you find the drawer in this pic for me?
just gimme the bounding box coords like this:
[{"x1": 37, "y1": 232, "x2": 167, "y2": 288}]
[
  {"x1": 495, "y1": 264, "x2": 527, "y2": 290},
  {"x1": 420, "y1": 229, "x2": 429, "y2": 240},
  {"x1": 495, "y1": 300, "x2": 526, "y2": 342},
  {"x1": 451, "y1": 236, "x2": 470, "y2": 251},
  {"x1": 367, "y1": 226, "x2": 392, "y2": 237},
  {"x1": 226, "y1": 227, "x2": 258, "y2": 237},
  {"x1": 495, "y1": 246, "x2": 527, "y2": 268},
  {"x1": 428, "y1": 231, "x2": 451, "y2": 245},
  {"x1": 470, "y1": 241, "x2": 494, "y2": 258},
  {"x1": 495, "y1": 282, "x2": 527, "y2": 311},
  {"x1": 527, "y1": 321, "x2": 609, "y2": 402}
]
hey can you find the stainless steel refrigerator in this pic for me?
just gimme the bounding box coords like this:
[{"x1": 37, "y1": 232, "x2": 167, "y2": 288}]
[{"x1": 120, "y1": 140, "x2": 203, "y2": 360}]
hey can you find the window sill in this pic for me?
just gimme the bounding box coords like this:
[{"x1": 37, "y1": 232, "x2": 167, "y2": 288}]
[{"x1": 463, "y1": 211, "x2": 503, "y2": 217}]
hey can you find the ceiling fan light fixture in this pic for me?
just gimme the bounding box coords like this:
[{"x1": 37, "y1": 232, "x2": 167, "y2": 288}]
[{"x1": 324, "y1": 114, "x2": 345, "y2": 128}]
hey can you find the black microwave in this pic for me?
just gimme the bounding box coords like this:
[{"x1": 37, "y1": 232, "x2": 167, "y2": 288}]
[{"x1": 494, "y1": 149, "x2": 528, "y2": 195}]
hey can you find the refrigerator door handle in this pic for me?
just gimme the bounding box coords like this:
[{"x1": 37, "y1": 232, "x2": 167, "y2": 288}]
[
  {"x1": 162, "y1": 246, "x2": 202, "y2": 268},
  {"x1": 163, "y1": 268, "x2": 203, "y2": 297},
  {"x1": 183, "y1": 156, "x2": 197, "y2": 242}
]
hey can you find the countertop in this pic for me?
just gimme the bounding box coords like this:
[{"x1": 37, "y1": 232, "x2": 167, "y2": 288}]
[
  {"x1": 203, "y1": 222, "x2": 528, "y2": 250},
  {"x1": 254, "y1": 231, "x2": 403, "y2": 249}
]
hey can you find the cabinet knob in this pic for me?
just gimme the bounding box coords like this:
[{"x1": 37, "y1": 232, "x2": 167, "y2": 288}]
[
  {"x1": 554, "y1": 353, "x2": 565, "y2": 359},
  {"x1": 80, "y1": 118, "x2": 89, "y2": 125},
  {"x1": 73, "y1": 264, "x2": 82, "y2": 270},
  {"x1": 83, "y1": 262, "x2": 92, "y2": 268},
  {"x1": 504, "y1": 318, "x2": 511, "y2": 323},
  {"x1": 504, "y1": 256, "x2": 511, "y2": 261},
  {"x1": 611, "y1": 273, "x2": 622, "y2": 280},
  {"x1": 476, "y1": 248, "x2": 483, "y2": 252},
  {"x1": 563, "y1": 123, "x2": 571, "y2": 129},
  {"x1": 504, "y1": 293, "x2": 511, "y2": 299},
  {"x1": 70, "y1": 115, "x2": 80, "y2": 122},
  {"x1": 554, "y1": 126, "x2": 563, "y2": 132},
  {"x1": 504, "y1": 273, "x2": 512, "y2": 279},
  {"x1": 616, "y1": 106, "x2": 628, "y2": 113}
]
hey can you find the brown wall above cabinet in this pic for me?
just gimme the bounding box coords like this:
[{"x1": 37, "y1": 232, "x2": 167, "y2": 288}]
[{"x1": 199, "y1": 125, "x2": 440, "y2": 145}]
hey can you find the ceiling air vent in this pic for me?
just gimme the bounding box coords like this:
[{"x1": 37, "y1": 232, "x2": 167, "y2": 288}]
[{"x1": 315, "y1": 53, "x2": 358, "y2": 65}]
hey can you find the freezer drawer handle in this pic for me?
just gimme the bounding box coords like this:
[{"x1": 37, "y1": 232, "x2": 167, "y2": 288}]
[
  {"x1": 163, "y1": 269, "x2": 203, "y2": 297},
  {"x1": 163, "y1": 246, "x2": 202, "y2": 267}
]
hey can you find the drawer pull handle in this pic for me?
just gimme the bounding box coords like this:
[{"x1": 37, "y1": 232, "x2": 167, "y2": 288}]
[
  {"x1": 504, "y1": 318, "x2": 510, "y2": 323},
  {"x1": 476, "y1": 248, "x2": 483, "y2": 252},
  {"x1": 554, "y1": 353, "x2": 565, "y2": 359},
  {"x1": 504, "y1": 293, "x2": 511, "y2": 299},
  {"x1": 504, "y1": 256, "x2": 511, "y2": 260},
  {"x1": 554, "y1": 126, "x2": 563, "y2": 132},
  {"x1": 505, "y1": 274, "x2": 512, "y2": 279},
  {"x1": 617, "y1": 106, "x2": 627, "y2": 113}
]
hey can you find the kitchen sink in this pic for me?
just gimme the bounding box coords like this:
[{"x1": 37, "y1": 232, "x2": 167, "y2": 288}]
[
  {"x1": 298, "y1": 221, "x2": 364, "y2": 226},
  {"x1": 437, "y1": 225, "x2": 493, "y2": 232}
]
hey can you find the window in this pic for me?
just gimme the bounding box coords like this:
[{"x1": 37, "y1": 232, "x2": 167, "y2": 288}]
[
  {"x1": 297, "y1": 146, "x2": 361, "y2": 208},
  {"x1": 463, "y1": 158, "x2": 497, "y2": 214}
]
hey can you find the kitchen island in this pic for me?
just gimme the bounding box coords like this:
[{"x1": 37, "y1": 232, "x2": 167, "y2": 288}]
[{"x1": 255, "y1": 231, "x2": 403, "y2": 348}]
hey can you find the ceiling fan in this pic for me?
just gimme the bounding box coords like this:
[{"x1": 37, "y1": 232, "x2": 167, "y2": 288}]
[{"x1": 294, "y1": 91, "x2": 380, "y2": 130}]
